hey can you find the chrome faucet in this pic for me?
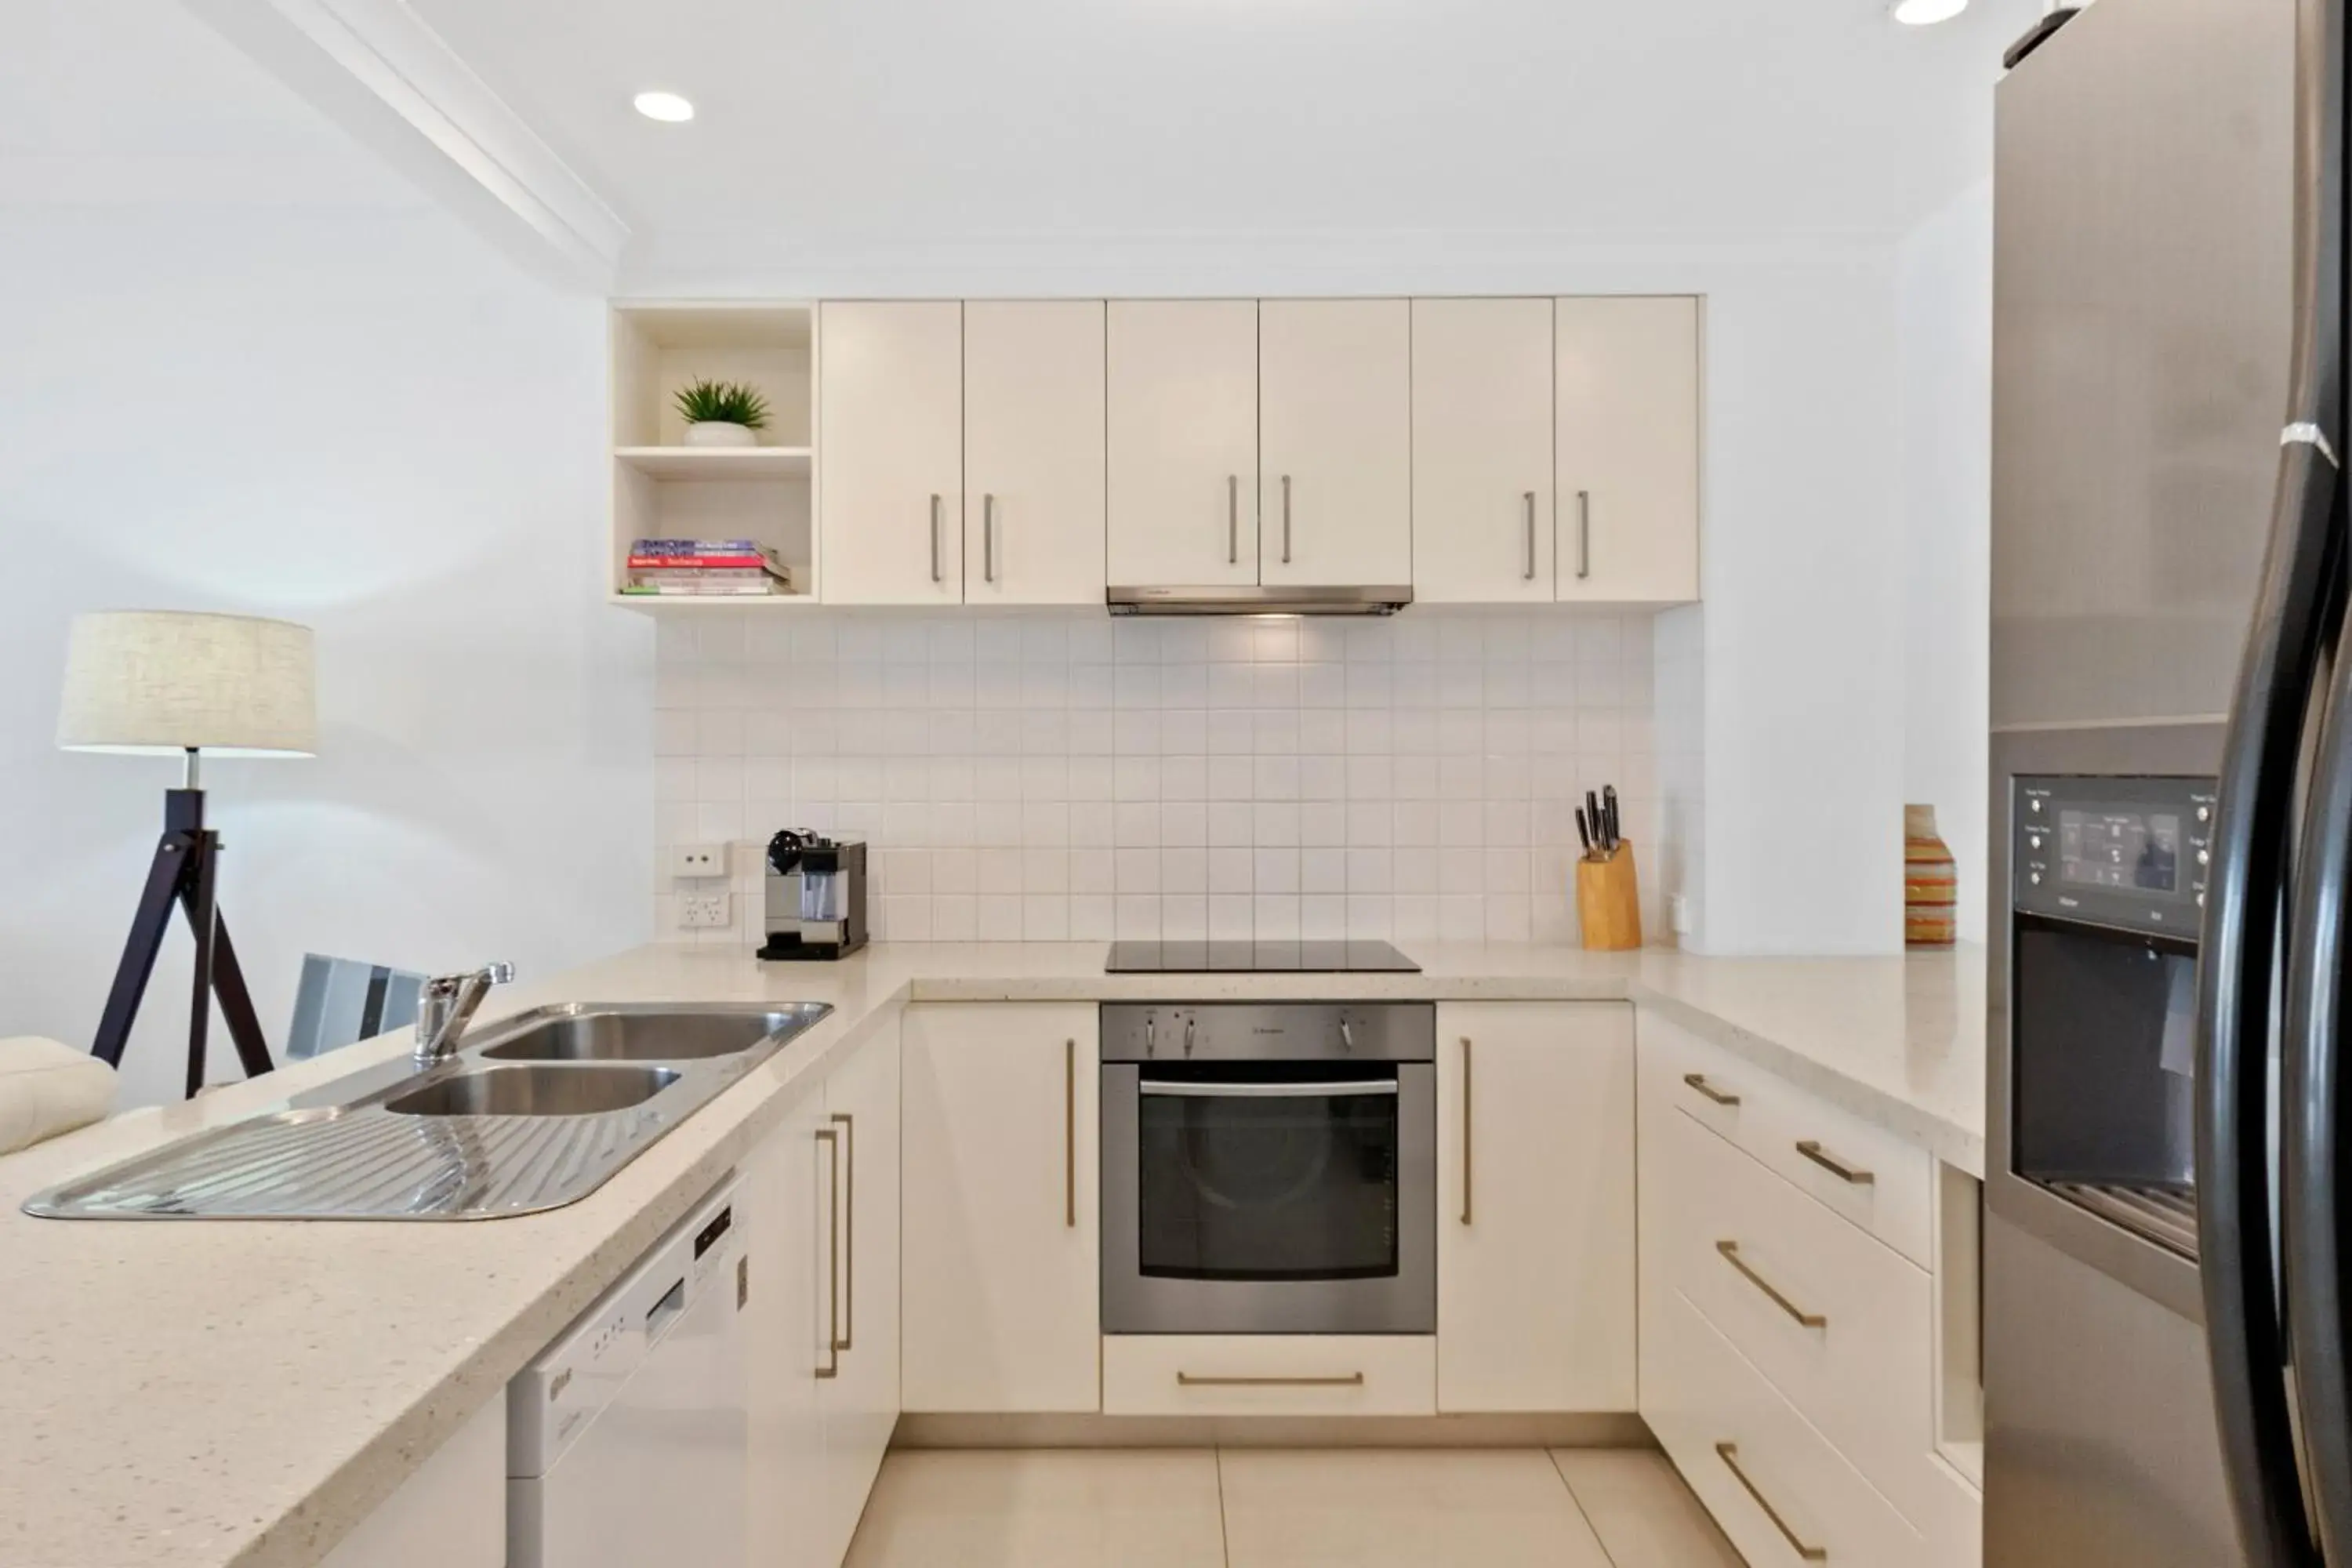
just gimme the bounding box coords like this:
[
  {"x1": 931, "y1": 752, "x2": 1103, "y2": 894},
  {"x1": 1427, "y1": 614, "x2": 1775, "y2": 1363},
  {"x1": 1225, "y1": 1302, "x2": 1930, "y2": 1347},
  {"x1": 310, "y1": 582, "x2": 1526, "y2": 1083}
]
[{"x1": 412, "y1": 962, "x2": 516, "y2": 1068}]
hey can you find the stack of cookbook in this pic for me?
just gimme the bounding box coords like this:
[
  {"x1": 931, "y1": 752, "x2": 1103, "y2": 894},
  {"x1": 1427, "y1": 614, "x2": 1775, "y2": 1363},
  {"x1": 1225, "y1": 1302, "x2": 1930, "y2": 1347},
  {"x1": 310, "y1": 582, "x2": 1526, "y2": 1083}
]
[{"x1": 622, "y1": 538, "x2": 794, "y2": 597}]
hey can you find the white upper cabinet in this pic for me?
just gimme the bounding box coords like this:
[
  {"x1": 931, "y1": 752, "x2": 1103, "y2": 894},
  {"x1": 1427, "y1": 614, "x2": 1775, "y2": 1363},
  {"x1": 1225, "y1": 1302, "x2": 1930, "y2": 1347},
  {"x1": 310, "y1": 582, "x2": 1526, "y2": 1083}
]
[
  {"x1": 1259, "y1": 299, "x2": 1414, "y2": 588},
  {"x1": 1107, "y1": 300, "x2": 1261, "y2": 588},
  {"x1": 964, "y1": 301, "x2": 1108, "y2": 606},
  {"x1": 1555, "y1": 296, "x2": 1702, "y2": 604},
  {"x1": 1411, "y1": 298, "x2": 1558, "y2": 604},
  {"x1": 1436, "y1": 1002, "x2": 1638, "y2": 1414},
  {"x1": 818, "y1": 301, "x2": 964, "y2": 604}
]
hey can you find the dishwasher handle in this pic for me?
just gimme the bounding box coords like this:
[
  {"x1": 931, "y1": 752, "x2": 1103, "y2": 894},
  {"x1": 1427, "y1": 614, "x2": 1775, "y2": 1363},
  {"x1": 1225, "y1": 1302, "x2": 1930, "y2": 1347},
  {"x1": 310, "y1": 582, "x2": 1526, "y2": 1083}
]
[{"x1": 645, "y1": 1276, "x2": 688, "y2": 1344}]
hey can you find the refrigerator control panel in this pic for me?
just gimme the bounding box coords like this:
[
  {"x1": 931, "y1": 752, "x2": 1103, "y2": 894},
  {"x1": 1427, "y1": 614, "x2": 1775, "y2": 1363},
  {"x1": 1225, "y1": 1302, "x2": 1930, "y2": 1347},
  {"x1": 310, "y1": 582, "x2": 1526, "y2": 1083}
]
[{"x1": 2013, "y1": 774, "x2": 2216, "y2": 935}]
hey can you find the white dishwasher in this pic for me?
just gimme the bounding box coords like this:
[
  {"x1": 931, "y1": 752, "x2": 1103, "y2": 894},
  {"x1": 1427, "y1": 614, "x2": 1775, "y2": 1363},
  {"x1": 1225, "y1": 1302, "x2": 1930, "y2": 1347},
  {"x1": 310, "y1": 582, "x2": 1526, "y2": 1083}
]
[{"x1": 509, "y1": 1177, "x2": 748, "y2": 1568}]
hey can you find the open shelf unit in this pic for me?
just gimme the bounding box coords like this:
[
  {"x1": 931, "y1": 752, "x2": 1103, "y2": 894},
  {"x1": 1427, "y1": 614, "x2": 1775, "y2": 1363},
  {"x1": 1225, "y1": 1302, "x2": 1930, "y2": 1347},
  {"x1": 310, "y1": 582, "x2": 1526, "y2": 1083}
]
[{"x1": 608, "y1": 302, "x2": 818, "y2": 607}]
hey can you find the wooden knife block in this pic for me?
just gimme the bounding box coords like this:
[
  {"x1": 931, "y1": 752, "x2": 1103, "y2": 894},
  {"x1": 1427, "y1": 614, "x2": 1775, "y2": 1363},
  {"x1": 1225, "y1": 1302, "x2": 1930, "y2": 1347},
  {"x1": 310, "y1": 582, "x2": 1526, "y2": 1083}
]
[{"x1": 1576, "y1": 843, "x2": 1644, "y2": 951}]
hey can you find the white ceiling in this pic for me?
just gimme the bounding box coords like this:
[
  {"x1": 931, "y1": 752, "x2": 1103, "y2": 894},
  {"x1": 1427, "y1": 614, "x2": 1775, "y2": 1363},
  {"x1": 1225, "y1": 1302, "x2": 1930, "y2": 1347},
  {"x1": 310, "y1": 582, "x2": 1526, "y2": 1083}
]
[
  {"x1": 0, "y1": 0, "x2": 419, "y2": 208},
  {"x1": 407, "y1": 0, "x2": 2039, "y2": 262}
]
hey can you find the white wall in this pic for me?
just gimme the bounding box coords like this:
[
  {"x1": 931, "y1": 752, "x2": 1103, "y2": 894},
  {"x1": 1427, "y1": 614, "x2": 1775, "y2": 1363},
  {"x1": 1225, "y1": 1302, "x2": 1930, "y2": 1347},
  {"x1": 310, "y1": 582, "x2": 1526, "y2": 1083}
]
[
  {"x1": 0, "y1": 200, "x2": 648, "y2": 1108},
  {"x1": 1899, "y1": 181, "x2": 1996, "y2": 942}
]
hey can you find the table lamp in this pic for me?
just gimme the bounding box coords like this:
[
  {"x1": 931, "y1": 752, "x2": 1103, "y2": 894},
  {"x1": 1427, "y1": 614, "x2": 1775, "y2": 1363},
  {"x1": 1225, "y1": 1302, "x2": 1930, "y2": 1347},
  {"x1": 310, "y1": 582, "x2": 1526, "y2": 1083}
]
[{"x1": 57, "y1": 611, "x2": 316, "y2": 1098}]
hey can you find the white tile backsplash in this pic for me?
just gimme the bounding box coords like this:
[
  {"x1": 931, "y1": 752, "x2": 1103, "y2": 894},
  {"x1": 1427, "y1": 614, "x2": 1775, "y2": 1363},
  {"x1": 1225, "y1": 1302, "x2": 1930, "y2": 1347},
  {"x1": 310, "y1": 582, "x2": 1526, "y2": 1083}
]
[{"x1": 656, "y1": 608, "x2": 1673, "y2": 946}]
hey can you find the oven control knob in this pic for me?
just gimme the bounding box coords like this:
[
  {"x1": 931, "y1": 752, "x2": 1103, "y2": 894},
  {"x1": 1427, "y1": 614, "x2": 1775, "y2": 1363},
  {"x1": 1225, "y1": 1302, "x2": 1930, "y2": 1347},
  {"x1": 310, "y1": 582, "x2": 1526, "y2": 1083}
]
[
  {"x1": 2198, "y1": 891, "x2": 2208, "y2": 908},
  {"x1": 2198, "y1": 848, "x2": 2210, "y2": 866},
  {"x1": 2198, "y1": 805, "x2": 2212, "y2": 823},
  {"x1": 2031, "y1": 799, "x2": 2043, "y2": 814},
  {"x1": 2029, "y1": 835, "x2": 2042, "y2": 851},
  {"x1": 2029, "y1": 871, "x2": 2042, "y2": 886}
]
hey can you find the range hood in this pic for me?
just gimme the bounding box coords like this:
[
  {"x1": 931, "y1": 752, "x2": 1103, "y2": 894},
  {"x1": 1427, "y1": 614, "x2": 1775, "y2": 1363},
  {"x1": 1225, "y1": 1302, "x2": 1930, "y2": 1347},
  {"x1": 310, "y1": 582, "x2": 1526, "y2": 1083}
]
[{"x1": 1106, "y1": 586, "x2": 1414, "y2": 617}]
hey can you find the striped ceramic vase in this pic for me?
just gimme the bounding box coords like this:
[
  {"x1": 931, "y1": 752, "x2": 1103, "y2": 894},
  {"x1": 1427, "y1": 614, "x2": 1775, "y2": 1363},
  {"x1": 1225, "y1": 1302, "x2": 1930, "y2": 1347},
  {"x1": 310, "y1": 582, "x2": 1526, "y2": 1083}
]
[{"x1": 1904, "y1": 804, "x2": 1957, "y2": 947}]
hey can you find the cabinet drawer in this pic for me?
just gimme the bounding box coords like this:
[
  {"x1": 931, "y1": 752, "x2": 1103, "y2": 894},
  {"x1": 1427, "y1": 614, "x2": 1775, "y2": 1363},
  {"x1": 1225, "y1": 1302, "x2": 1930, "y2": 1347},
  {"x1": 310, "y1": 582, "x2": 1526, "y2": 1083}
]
[
  {"x1": 1102, "y1": 1336, "x2": 1436, "y2": 1417},
  {"x1": 1645, "y1": 1012, "x2": 1935, "y2": 1266},
  {"x1": 1662, "y1": 1105, "x2": 1940, "y2": 1530},
  {"x1": 1650, "y1": 1287, "x2": 1926, "y2": 1567}
]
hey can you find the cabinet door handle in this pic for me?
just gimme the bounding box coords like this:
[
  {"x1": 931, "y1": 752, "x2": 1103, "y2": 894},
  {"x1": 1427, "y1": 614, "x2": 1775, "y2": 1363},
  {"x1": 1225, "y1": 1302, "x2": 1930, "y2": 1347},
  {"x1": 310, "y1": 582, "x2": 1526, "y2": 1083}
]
[
  {"x1": 929, "y1": 494, "x2": 944, "y2": 585},
  {"x1": 982, "y1": 494, "x2": 997, "y2": 585},
  {"x1": 830, "y1": 1111, "x2": 855, "y2": 1351},
  {"x1": 1716, "y1": 1240, "x2": 1828, "y2": 1328},
  {"x1": 1683, "y1": 1072, "x2": 1740, "y2": 1107},
  {"x1": 1576, "y1": 489, "x2": 1592, "y2": 580},
  {"x1": 1715, "y1": 1443, "x2": 1828, "y2": 1562},
  {"x1": 1281, "y1": 474, "x2": 1294, "y2": 564},
  {"x1": 1523, "y1": 492, "x2": 1539, "y2": 581},
  {"x1": 1458, "y1": 1035, "x2": 1474, "y2": 1226},
  {"x1": 1795, "y1": 1139, "x2": 1875, "y2": 1186},
  {"x1": 1227, "y1": 474, "x2": 1240, "y2": 564},
  {"x1": 814, "y1": 1126, "x2": 841, "y2": 1379},
  {"x1": 1178, "y1": 1371, "x2": 1366, "y2": 1388},
  {"x1": 1065, "y1": 1036, "x2": 1078, "y2": 1229}
]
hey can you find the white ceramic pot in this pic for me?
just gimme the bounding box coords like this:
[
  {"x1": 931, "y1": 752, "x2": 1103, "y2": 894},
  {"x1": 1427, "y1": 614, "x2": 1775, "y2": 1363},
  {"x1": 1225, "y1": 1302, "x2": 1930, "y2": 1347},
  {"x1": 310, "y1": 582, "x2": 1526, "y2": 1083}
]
[{"x1": 684, "y1": 421, "x2": 758, "y2": 449}]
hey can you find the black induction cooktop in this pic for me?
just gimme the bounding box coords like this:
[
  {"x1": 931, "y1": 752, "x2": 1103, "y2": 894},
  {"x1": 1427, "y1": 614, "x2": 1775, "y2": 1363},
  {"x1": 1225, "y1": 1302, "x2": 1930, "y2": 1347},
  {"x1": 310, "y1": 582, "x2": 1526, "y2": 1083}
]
[{"x1": 1105, "y1": 939, "x2": 1422, "y2": 975}]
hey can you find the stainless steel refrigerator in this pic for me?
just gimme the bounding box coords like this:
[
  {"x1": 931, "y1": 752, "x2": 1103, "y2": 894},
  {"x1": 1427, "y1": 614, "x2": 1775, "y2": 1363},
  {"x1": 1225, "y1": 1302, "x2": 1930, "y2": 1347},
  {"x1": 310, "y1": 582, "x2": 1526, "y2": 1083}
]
[{"x1": 1985, "y1": 0, "x2": 2345, "y2": 1562}]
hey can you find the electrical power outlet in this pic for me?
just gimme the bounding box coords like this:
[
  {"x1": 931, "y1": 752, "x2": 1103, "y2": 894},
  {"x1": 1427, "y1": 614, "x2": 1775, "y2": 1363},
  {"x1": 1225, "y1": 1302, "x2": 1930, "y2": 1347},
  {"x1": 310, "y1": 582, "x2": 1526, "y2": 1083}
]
[
  {"x1": 679, "y1": 892, "x2": 731, "y2": 929},
  {"x1": 1670, "y1": 895, "x2": 1694, "y2": 936},
  {"x1": 672, "y1": 843, "x2": 728, "y2": 879}
]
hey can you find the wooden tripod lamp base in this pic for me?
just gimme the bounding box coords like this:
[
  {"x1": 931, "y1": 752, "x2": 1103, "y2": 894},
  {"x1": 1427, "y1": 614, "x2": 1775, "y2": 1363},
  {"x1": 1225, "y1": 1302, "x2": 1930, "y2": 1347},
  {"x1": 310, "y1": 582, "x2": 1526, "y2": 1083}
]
[{"x1": 93, "y1": 786, "x2": 274, "y2": 1098}]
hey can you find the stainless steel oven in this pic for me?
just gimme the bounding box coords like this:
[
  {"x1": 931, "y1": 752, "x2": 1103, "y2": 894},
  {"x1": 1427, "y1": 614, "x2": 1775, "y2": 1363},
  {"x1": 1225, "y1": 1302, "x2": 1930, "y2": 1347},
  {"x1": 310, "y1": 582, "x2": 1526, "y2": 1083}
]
[{"x1": 1099, "y1": 1002, "x2": 1436, "y2": 1335}]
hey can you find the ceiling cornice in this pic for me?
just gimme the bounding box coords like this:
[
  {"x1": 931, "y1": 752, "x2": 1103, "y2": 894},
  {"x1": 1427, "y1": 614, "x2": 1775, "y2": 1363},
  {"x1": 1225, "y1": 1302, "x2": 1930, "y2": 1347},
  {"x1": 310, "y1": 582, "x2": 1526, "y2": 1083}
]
[{"x1": 180, "y1": 0, "x2": 628, "y2": 292}]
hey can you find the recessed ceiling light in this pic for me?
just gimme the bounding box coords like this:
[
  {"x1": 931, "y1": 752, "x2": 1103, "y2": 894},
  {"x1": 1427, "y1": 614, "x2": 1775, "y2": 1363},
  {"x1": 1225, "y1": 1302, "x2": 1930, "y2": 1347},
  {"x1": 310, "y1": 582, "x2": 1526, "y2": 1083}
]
[
  {"x1": 633, "y1": 91, "x2": 695, "y2": 123},
  {"x1": 1890, "y1": 0, "x2": 1968, "y2": 22}
]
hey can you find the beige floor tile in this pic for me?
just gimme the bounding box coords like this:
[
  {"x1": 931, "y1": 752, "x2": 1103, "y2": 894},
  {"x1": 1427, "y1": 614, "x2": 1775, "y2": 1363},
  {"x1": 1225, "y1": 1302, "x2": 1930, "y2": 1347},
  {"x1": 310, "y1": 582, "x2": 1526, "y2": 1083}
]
[
  {"x1": 1218, "y1": 1448, "x2": 1613, "y2": 1568},
  {"x1": 843, "y1": 1449, "x2": 1228, "y2": 1568},
  {"x1": 1550, "y1": 1449, "x2": 1745, "y2": 1568}
]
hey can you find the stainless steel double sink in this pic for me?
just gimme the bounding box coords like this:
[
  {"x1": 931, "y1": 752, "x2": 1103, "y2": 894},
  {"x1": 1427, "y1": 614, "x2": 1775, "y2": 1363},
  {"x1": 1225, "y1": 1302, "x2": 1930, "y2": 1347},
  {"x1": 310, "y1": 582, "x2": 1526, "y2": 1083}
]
[{"x1": 23, "y1": 1003, "x2": 833, "y2": 1221}]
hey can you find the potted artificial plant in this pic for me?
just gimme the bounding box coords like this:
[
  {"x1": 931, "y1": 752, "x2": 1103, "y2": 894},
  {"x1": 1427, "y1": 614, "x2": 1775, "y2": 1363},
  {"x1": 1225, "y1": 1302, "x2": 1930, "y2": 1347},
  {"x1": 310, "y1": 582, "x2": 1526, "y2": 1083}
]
[{"x1": 673, "y1": 378, "x2": 771, "y2": 448}]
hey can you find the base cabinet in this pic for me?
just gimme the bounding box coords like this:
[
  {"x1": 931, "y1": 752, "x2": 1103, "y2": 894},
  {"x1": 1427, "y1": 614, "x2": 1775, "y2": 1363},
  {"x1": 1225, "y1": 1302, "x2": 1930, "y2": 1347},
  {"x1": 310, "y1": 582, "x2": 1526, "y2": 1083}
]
[
  {"x1": 746, "y1": 1019, "x2": 903, "y2": 1568},
  {"x1": 1436, "y1": 1003, "x2": 1637, "y2": 1413},
  {"x1": 902, "y1": 1004, "x2": 1102, "y2": 1412},
  {"x1": 744, "y1": 1084, "x2": 833, "y2": 1568},
  {"x1": 1638, "y1": 1008, "x2": 1980, "y2": 1566},
  {"x1": 816, "y1": 1022, "x2": 901, "y2": 1566}
]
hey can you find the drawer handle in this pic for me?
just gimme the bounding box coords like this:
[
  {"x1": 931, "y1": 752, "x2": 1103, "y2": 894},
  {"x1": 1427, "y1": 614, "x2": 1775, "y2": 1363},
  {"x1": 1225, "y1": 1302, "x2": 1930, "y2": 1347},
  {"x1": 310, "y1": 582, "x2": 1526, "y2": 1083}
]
[
  {"x1": 1460, "y1": 1035, "x2": 1474, "y2": 1226},
  {"x1": 830, "y1": 1112, "x2": 855, "y2": 1352},
  {"x1": 1795, "y1": 1139, "x2": 1875, "y2": 1186},
  {"x1": 1684, "y1": 1072, "x2": 1741, "y2": 1107},
  {"x1": 1715, "y1": 1443, "x2": 1828, "y2": 1563},
  {"x1": 1065, "y1": 1036, "x2": 1077, "y2": 1229},
  {"x1": 1177, "y1": 1371, "x2": 1367, "y2": 1388},
  {"x1": 1717, "y1": 1240, "x2": 1828, "y2": 1329}
]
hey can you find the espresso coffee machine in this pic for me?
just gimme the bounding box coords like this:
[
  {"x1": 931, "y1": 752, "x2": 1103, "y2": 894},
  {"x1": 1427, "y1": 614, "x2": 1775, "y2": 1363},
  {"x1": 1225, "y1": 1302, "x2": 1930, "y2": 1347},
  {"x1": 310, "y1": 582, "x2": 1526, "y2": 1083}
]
[{"x1": 757, "y1": 830, "x2": 867, "y2": 961}]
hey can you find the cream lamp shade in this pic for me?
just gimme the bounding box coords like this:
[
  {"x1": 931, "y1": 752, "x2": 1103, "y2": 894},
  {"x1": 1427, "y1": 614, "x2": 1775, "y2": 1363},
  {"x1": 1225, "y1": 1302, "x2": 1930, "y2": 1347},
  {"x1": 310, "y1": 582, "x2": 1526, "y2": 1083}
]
[{"x1": 56, "y1": 611, "x2": 317, "y2": 757}]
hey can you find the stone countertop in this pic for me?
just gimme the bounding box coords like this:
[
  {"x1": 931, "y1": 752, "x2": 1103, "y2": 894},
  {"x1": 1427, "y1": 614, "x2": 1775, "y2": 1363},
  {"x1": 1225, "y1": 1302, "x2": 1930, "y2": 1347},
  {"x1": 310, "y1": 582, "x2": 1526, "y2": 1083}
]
[{"x1": 0, "y1": 940, "x2": 1983, "y2": 1568}]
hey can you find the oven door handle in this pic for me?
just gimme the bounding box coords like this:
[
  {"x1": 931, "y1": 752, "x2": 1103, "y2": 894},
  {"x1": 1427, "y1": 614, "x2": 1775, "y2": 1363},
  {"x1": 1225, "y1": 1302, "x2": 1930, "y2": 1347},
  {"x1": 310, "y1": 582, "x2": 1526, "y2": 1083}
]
[{"x1": 1139, "y1": 1080, "x2": 1399, "y2": 1098}]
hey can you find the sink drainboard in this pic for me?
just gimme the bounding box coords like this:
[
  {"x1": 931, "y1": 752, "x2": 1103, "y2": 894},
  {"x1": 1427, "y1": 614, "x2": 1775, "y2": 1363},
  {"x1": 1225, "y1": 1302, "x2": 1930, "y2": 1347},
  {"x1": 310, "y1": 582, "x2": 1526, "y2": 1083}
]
[{"x1": 22, "y1": 1002, "x2": 833, "y2": 1221}]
